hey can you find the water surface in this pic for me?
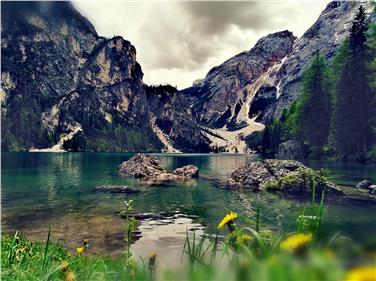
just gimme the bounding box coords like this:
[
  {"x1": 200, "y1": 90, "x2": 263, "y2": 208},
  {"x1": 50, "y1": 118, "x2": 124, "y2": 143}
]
[{"x1": 2, "y1": 152, "x2": 376, "y2": 263}]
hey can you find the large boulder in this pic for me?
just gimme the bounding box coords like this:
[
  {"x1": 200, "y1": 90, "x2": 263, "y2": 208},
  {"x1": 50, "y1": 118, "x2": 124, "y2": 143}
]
[
  {"x1": 355, "y1": 180, "x2": 376, "y2": 195},
  {"x1": 368, "y1": 184, "x2": 376, "y2": 195},
  {"x1": 356, "y1": 180, "x2": 372, "y2": 189},
  {"x1": 277, "y1": 140, "x2": 305, "y2": 160},
  {"x1": 118, "y1": 154, "x2": 199, "y2": 180},
  {"x1": 368, "y1": 185, "x2": 376, "y2": 195},
  {"x1": 118, "y1": 154, "x2": 166, "y2": 178},
  {"x1": 228, "y1": 159, "x2": 344, "y2": 195}
]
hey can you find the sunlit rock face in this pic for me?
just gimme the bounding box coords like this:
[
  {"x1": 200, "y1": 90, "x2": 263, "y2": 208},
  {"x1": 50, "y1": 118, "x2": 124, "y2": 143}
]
[
  {"x1": 53, "y1": 35, "x2": 158, "y2": 149},
  {"x1": 181, "y1": 30, "x2": 296, "y2": 129}
]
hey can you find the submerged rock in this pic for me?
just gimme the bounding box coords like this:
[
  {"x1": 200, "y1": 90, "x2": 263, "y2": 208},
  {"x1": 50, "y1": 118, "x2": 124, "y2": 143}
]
[
  {"x1": 173, "y1": 165, "x2": 199, "y2": 178},
  {"x1": 356, "y1": 180, "x2": 372, "y2": 189},
  {"x1": 118, "y1": 154, "x2": 199, "y2": 180},
  {"x1": 93, "y1": 185, "x2": 141, "y2": 193},
  {"x1": 368, "y1": 185, "x2": 376, "y2": 195},
  {"x1": 228, "y1": 159, "x2": 344, "y2": 195},
  {"x1": 355, "y1": 180, "x2": 376, "y2": 196}
]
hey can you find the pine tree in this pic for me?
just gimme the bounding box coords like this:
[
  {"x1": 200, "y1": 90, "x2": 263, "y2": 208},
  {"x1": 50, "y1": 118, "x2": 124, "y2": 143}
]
[
  {"x1": 296, "y1": 53, "x2": 332, "y2": 157},
  {"x1": 332, "y1": 5, "x2": 372, "y2": 158},
  {"x1": 367, "y1": 4, "x2": 376, "y2": 144}
]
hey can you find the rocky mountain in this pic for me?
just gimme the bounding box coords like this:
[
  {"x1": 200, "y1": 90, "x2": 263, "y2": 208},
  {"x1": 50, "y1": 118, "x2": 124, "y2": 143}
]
[
  {"x1": 1, "y1": 1, "x2": 210, "y2": 152},
  {"x1": 2, "y1": 1, "x2": 372, "y2": 153},
  {"x1": 182, "y1": 1, "x2": 373, "y2": 130},
  {"x1": 145, "y1": 85, "x2": 210, "y2": 152},
  {"x1": 181, "y1": 30, "x2": 296, "y2": 130}
]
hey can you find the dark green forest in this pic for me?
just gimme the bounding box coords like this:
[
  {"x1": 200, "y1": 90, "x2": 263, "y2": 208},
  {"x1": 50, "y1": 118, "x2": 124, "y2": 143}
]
[{"x1": 258, "y1": 5, "x2": 376, "y2": 162}]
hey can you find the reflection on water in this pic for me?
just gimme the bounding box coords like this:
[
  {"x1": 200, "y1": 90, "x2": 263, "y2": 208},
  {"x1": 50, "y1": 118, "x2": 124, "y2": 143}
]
[
  {"x1": 132, "y1": 213, "x2": 204, "y2": 269},
  {"x1": 2, "y1": 152, "x2": 376, "y2": 260}
]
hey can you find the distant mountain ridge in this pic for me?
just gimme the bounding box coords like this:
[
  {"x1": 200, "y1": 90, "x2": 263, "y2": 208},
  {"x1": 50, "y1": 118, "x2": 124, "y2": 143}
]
[{"x1": 1, "y1": 1, "x2": 373, "y2": 152}]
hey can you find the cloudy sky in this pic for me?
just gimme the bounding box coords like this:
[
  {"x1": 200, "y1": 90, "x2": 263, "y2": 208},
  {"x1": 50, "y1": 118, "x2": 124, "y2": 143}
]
[{"x1": 73, "y1": 1, "x2": 329, "y2": 89}]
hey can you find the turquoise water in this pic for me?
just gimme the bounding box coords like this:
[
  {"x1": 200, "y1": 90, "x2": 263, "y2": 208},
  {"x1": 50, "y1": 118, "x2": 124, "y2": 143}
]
[{"x1": 2, "y1": 152, "x2": 376, "y2": 255}]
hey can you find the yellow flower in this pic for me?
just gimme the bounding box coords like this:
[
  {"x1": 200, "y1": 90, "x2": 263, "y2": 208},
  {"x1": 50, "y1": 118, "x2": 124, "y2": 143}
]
[
  {"x1": 238, "y1": 234, "x2": 253, "y2": 244},
  {"x1": 218, "y1": 212, "x2": 238, "y2": 229},
  {"x1": 76, "y1": 246, "x2": 85, "y2": 253},
  {"x1": 280, "y1": 233, "x2": 313, "y2": 251},
  {"x1": 345, "y1": 266, "x2": 376, "y2": 281},
  {"x1": 60, "y1": 260, "x2": 69, "y2": 271},
  {"x1": 64, "y1": 271, "x2": 76, "y2": 281},
  {"x1": 149, "y1": 251, "x2": 157, "y2": 258}
]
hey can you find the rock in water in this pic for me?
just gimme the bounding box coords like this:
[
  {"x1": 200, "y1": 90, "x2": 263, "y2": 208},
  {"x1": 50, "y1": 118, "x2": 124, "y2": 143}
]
[
  {"x1": 368, "y1": 185, "x2": 376, "y2": 195},
  {"x1": 228, "y1": 159, "x2": 344, "y2": 195},
  {"x1": 354, "y1": 180, "x2": 376, "y2": 195},
  {"x1": 277, "y1": 140, "x2": 305, "y2": 160},
  {"x1": 118, "y1": 154, "x2": 199, "y2": 180},
  {"x1": 356, "y1": 180, "x2": 372, "y2": 189},
  {"x1": 173, "y1": 165, "x2": 199, "y2": 178},
  {"x1": 118, "y1": 154, "x2": 166, "y2": 178},
  {"x1": 93, "y1": 185, "x2": 141, "y2": 193}
]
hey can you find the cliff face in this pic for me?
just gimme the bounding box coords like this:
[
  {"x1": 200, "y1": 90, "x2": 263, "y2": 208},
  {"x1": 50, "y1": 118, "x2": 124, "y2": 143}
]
[
  {"x1": 146, "y1": 85, "x2": 211, "y2": 152},
  {"x1": 1, "y1": 2, "x2": 210, "y2": 152},
  {"x1": 181, "y1": 30, "x2": 296, "y2": 130}
]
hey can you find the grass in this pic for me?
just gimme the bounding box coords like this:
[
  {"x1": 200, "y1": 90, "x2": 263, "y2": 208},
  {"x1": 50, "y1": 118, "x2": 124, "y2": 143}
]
[
  {"x1": 1, "y1": 231, "x2": 151, "y2": 281},
  {"x1": 2, "y1": 196, "x2": 376, "y2": 281}
]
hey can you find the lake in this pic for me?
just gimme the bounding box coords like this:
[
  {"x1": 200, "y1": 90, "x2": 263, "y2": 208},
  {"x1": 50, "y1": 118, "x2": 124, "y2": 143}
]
[{"x1": 2, "y1": 152, "x2": 376, "y2": 267}]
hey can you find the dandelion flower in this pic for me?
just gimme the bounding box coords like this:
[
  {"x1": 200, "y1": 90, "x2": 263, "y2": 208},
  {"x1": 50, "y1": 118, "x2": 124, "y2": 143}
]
[
  {"x1": 280, "y1": 233, "x2": 312, "y2": 251},
  {"x1": 238, "y1": 234, "x2": 252, "y2": 244},
  {"x1": 60, "y1": 260, "x2": 69, "y2": 271},
  {"x1": 64, "y1": 271, "x2": 76, "y2": 281},
  {"x1": 76, "y1": 246, "x2": 85, "y2": 254},
  {"x1": 218, "y1": 212, "x2": 238, "y2": 229},
  {"x1": 149, "y1": 251, "x2": 157, "y2": 258},
  {"x1": 345, "y1": 266, "x2": 376, "y2": 281},
  {"x1": 148, "y1": 251, "x2": 157, "y2": 271}
]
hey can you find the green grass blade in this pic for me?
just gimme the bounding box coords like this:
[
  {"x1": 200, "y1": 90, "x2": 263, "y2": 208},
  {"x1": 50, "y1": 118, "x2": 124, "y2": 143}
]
[{"x1": 42, "y1": 227, "x2": 51, "y2": 272}]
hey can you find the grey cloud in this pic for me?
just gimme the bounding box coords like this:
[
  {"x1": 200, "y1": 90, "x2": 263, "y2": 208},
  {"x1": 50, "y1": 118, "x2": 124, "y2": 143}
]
[
  {"x1": 74, "y1": 1, "x2": 328, "y2": 88},
  {"x1": 182, "y1": 2, "x2": 274, "y2": 35},
  {"x1": 140, "y1": 2, "x2": 279, "y2": 71},
  {"x1": 136, "y1": 2, "x2": 327, "y2": 74}
]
